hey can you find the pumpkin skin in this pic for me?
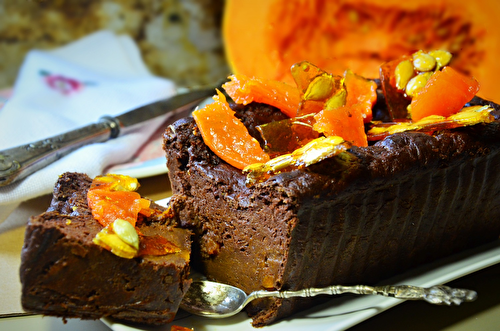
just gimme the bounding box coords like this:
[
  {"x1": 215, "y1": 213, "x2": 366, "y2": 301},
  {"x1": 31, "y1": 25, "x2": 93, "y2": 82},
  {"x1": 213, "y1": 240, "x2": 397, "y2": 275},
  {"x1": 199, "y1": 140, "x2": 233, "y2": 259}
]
[{"x1": 223, "y1": 0, "x2": 500, "y2": 102}]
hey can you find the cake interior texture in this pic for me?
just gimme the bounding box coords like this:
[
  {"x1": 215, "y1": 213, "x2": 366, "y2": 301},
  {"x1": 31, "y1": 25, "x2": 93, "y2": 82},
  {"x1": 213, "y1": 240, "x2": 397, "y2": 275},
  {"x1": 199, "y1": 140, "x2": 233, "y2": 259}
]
[
  {"x1": 20, "y1": 172, "x2": 191, "y2": 325},
  {"x1": 163, "y1": 96, "x2": 500, "y2": 327}
]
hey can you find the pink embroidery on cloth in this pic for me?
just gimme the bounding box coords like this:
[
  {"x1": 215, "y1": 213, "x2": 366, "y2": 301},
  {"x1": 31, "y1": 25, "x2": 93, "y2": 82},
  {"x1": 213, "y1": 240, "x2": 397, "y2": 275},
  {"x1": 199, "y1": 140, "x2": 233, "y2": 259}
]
[
  {"x1": 0, "y1": 88, "x2": 12, "y2": 110},
  {"x1": 40, "y1": 70, "x2": 94, "y2": 95}
]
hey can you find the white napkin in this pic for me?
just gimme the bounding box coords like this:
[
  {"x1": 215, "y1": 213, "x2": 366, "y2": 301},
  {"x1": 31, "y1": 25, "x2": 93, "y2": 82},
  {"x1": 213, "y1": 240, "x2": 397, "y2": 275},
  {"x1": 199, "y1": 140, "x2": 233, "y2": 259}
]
[{"x1": 0, "y1": 30, "x2": 176, "y2": 226}]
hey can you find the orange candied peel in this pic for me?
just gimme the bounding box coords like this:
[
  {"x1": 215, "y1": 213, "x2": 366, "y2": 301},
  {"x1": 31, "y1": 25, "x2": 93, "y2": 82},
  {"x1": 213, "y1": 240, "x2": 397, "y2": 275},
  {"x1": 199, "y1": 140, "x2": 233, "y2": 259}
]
[
  {"x1": 313, "y1": 104, "x2": 368, "y2": 147},
  {"x1": 171, "y1": 326, "x2": 194, "y2": 331},
  {"x1": 193, "y1": 50, "x2": 487, "y2": 181},
  {"x1": 87, "y1": 174, "x2": 179, "y2": 259},
  {"x1": 87, "y1": 188, "x2": 150, "y2": 228},
  {"x1": 223, "y1": 74, "x2": 301, "y2": 118},
  {"x1": 193, "y1": 89, "x2": 270, "y2": 170},
  {"x1": 343, "y1": 69, "x2": 378, "y2": 123},
  {"x1": 410, "y1": 66, "x2": 480, "y2": 121},
  {"x1": 88, "y1": 174, "x2": 152, "y2": 226}
]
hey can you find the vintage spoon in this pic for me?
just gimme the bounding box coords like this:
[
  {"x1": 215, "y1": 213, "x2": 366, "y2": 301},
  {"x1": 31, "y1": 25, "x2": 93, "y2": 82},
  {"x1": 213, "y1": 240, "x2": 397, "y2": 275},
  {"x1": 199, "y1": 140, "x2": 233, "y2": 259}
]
[{"x1": 180, "y1": 279, "x2": 477, "y2": 318}]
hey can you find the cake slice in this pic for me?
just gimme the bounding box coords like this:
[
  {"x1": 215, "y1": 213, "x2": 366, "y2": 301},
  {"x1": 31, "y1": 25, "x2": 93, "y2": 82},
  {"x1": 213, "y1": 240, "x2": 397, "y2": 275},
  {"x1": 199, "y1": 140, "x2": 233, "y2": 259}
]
[
  {"x1": 20, "y1": 172, "x2": 191, "y2": 325},
  {"x1": 163, "y1": 96, "x2": 500, "y2": 326}
]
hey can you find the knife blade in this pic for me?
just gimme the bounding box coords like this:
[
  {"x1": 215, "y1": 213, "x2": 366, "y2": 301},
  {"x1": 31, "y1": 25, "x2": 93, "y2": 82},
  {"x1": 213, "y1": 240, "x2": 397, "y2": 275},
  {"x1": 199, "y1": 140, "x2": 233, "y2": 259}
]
[{"x1": 0, "y1": 86, "x2": 216, "y2": 187}]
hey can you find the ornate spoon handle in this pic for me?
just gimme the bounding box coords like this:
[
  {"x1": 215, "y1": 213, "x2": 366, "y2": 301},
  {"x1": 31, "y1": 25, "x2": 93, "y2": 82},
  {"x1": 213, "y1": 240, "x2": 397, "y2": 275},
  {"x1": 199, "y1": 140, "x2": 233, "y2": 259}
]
[{"x1": 250, "y1": 284, "x2": 477, "y2": 306}]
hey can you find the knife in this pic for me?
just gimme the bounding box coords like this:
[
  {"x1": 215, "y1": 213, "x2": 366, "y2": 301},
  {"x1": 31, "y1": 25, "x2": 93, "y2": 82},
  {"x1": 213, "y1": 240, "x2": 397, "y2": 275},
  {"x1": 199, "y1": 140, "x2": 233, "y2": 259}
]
[{"x1": 0, "y1": 86, "x2": 216, "y2": 187}]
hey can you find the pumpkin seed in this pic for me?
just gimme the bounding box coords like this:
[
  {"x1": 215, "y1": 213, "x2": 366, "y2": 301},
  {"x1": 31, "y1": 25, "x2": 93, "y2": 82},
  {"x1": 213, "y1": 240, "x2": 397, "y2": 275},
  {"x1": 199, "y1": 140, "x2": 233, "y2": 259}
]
[
  {"x1": 394, "y1": 60, "x2": 414, "y2": 90},
  {"x1": 428, "y1": 50, "x2": 452, "y2": 69},
  {"x1": 303, "y1": 74, "x2": 335, "y2": 101},
  {"x1": 412, "y1": 51, "x2": 437, "y2": 72},
  {"x1": 405, "y1": 72, "x2": 433, "y2": 97},
  {"x1": 295, "y1": 136, "x2": 347, "y2": 167},
  {"x1": 93, "y1": 174, "x2": 139, "y2": 191},
  {"x1": 112, "y1": 218, "x2": 140, "y2": 250},
  {"x1": 93, "y1": 228, "x2": 138, "y2": 259},
  {"x1": 367, "y1": 106, "x2": 494, "y2": 139},
  {"x1": 243, "y1": 136, "x2": 350, "y2": 183},
  {"x1": 324, "y1": 88, "x2": 347, "y2": 110},
  {"x1": 448, "y1": 105, "x2": 494, "y2": 125}
]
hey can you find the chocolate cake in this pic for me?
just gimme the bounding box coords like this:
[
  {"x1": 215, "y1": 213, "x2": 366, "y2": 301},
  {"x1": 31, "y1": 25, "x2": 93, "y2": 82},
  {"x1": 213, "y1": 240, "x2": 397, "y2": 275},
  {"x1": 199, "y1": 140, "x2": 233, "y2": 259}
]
[
  {"x1": 20, "y1": 172, "x2": 191, "y2": 325},
  {"x1": 163, "y1": 96, "x2": 500, "y2": 327}
]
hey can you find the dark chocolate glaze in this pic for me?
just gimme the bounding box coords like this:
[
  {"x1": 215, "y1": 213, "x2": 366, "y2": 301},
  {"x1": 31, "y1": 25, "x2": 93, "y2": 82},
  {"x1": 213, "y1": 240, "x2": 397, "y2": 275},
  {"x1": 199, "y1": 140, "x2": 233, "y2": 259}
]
[
  {"x1": 164, "y1": 96, "x2": 500, "y2": 327},
  {"x1": 20, "y1": 172, "x2": 192, "y2": 325}
]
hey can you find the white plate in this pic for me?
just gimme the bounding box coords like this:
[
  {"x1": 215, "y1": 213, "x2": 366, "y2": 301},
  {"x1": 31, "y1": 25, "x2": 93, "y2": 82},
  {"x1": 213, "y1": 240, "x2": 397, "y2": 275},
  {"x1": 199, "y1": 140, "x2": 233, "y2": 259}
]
[
  {"x1": 108, "y1": 157, "x2": 167, "y2": 179},
  {"x1": 0, "y1": 315, "x2": 110, "y2": 331},
  {"x1": 105, "y1": 125, "x2": 168, "y2": 178},
  {"x1": 102, "y1": 201, "x2": 500, "y2": 331}
]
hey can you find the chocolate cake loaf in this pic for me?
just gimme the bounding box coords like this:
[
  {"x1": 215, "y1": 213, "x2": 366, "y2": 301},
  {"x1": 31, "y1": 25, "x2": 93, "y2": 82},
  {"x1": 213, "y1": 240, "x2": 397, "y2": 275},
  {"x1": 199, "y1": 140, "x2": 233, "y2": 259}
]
[
  {"x1": 20, "y1": 172, "x2": 191, "y2": 325},
  {"x1": 163, "y1": 97, "x2": 500, "y2": 326}
]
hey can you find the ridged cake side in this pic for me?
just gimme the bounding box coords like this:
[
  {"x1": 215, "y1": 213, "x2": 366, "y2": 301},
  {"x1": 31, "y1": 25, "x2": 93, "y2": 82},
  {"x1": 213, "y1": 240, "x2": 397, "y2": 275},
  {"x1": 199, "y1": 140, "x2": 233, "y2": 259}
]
[{"x1": 264, "y1": 145, "x2": 500, "y2": 324}]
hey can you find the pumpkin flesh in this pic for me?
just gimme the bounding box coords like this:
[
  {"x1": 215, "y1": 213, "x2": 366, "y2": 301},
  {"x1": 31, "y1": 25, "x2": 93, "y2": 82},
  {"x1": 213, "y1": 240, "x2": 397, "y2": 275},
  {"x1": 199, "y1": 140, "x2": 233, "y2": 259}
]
[{"x1": 223, "y1": 0, "x2": 500, "y2": 102}]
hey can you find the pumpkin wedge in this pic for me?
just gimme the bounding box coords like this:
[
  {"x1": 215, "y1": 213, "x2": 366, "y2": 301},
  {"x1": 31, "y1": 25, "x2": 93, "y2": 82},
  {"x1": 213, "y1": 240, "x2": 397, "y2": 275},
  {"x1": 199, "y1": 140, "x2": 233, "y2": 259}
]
[{"x1": 223, "y1": 0, "x2": 500, "y2": 102}]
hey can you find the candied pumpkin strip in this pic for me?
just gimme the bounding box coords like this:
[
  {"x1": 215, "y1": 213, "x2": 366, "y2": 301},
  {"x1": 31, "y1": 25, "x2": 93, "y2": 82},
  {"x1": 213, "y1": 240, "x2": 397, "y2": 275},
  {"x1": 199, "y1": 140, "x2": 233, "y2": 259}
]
[
  {"x1": 223, "y1": 74, "x2": 301, "y2": 117},
  {"x1": 87, "y1": 189, "x2": 150, "y2": 227},
  {"x1": 410, "y1": 66, "x2": 480, "y2": 121},
  {"x1": 88, "y1": 174, "x2": 180, "y2": 259},
  {"x1": 88, "y1": 174, "x2": 152, "y2": 228},
  {"x1": 171, "y1": 326, "x2": 194, "y2": 331},
  {"x1": 222, "y1": 62, "x2": 376, "y2": 149},
  {"x1": 196, "y1": 53, "x2": 486, "y2": 173},
  {"x1": 344, "y1": 69, "x2": 378, "y2": 123},
  {"x1": 193, "y1": 90, "x2": 270, "y2": 170},
  {"x1": 313, "y1": 104, "x2": 368, "y2": 147}
]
